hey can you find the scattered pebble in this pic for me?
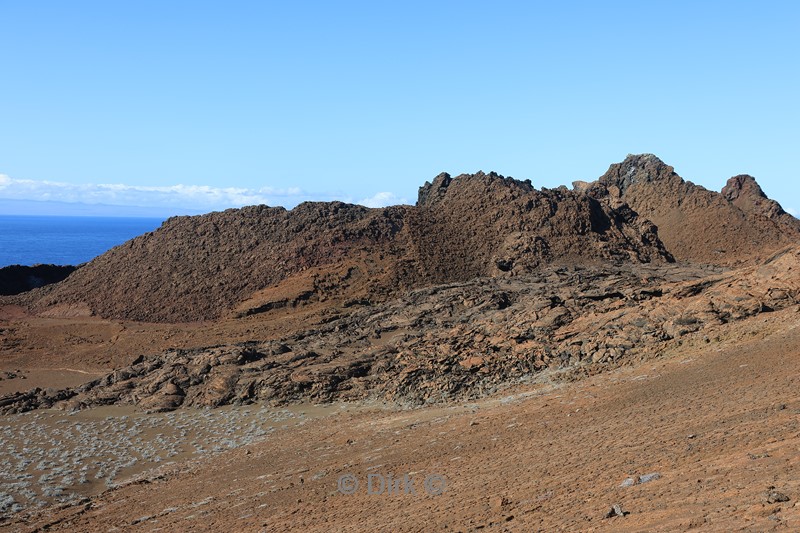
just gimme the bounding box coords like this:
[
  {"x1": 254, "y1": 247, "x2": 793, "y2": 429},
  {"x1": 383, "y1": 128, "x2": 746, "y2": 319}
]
[{"x1": 638, "y1": 472, "x2": 661, "y2": 484}]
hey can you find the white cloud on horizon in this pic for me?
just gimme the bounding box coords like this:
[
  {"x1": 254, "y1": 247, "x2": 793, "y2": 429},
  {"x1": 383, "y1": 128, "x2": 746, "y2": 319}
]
[
  {"x1": 787, "y1": 207, "x2": 798, "y2": 217},
  {"x1": 358, "y1": 191, "x2": 410, "y2": 208},
  {"x1": 0, "y1": 173, "x2": 314, "y2": 209},
  {"x1": 0, "y1": 173, "x2": 408, "y2": 212}
]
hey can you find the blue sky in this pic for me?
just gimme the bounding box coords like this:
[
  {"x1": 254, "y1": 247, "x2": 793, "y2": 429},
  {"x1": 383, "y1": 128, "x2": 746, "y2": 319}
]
[{"x1": 0, "y1": 1, "x2": 797, "y2": 216}]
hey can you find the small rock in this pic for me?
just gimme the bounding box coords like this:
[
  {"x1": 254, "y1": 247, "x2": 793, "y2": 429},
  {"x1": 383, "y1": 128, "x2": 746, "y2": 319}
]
[
  {"x1": 638, "y1": 472, "x2": 661, "y2": 484},
  {"x1": 621, "y1": 472, "x2": 660, "y2": 487},
  {"x1": 490, "y1": 495, "x2": 510, "y2": 510},
  {"x1": 767, "y1": 490, "x2": 790, "y2": 504},
  {"x1": 747, "y1": 452, "x2": 770, "y2": 460},
  {"x1": 605, "y1": 504, "x2": 628, "y2": 518},
  {"x1": 162, "y1": 382, "x2": 183, "y2": 396},
  {"x1": 459, "y1": 356, "x2": 485, "y2": 370}
]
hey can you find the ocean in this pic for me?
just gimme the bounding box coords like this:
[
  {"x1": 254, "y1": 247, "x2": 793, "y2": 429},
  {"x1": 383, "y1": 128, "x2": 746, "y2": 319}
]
[{"x1": 0, "y1": 215, "x2": 166, "y2": 267}]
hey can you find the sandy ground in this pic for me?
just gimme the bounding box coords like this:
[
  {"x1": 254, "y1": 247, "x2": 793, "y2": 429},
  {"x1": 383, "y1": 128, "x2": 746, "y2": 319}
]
[
  {"x1": 1, "y1": 306, "x2": 797, "y2": 532},
  {"x1": 0, "y1": 301, "x2": 347, "y2": 376}
]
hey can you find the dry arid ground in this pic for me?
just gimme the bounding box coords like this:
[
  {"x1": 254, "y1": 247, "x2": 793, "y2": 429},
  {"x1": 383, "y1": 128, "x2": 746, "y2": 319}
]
[{"x1": 1, "y1": 306, "x2": 798, "y2": 532}]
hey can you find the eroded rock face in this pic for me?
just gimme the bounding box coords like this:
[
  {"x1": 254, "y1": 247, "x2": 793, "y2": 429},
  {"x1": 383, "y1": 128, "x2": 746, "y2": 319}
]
[
  {"x1": 5, "y1": 247, "x2": 798, "y2": 414},
  {"x1": 588, "y1": 154, "x2": 800, "y2": 265}
]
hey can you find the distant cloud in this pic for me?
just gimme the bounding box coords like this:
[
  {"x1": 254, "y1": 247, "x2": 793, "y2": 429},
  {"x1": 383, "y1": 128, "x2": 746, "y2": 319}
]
[
  {"x1": 0, "y1": 173, "x2": 362, "y2": 212},
  {"x1": 0, "y1": 173, "x2": 409, "y2": 214},
  {"x1": 787, "y1": 207, "x2": 798, "y2": 217},
  {"x1": 357, "y1": 192, "x2": 409, "y2": 208}
]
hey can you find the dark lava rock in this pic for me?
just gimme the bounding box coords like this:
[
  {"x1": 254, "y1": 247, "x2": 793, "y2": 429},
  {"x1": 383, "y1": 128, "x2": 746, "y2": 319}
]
[{"x1": 0, "y1": 264, "x2": 77, "y2": 295}]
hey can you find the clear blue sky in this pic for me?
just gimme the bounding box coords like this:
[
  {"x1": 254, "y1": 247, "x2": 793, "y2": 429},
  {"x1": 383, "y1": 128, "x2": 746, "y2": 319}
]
[{"x1": 1, "y1": 1, "x2": 798, "y2": 215}]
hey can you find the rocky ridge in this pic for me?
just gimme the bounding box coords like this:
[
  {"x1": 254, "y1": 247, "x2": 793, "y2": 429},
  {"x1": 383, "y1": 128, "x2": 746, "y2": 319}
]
[
  {"x1": 27, "y1": 169, "x2": 673, "y2": 322},
  {"x1": 4, "y1": 246, "x2": 798, "y2": 414}
]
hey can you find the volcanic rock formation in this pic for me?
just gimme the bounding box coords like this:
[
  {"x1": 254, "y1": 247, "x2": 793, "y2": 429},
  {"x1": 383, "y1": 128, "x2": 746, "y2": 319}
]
[
  {"x1": 587, "y1": 154, "x2": 800, "y2": 265},
  {"x1": 4, "y1": 153, "x2": 798, "y2": 412},
  {"x1": 29, "y1": 169, "x2": 673, "y2": 322}
]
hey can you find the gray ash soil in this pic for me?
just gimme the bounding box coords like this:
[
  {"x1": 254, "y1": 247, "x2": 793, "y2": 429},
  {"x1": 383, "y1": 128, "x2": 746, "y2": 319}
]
[{"x1": 0, "y1": 403, "x2": 339, "y2": 518}]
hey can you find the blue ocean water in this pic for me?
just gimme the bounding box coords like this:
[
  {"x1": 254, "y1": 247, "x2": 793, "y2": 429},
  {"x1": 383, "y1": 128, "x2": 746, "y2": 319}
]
[{"x1": 0, "y1": 216, "x2": 166, "y2": 267}]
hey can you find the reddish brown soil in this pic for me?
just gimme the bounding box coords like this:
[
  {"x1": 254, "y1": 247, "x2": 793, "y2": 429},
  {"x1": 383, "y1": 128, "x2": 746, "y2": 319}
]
[{"x1": 6, "y1": 306, "x2": 799, "y2": 532}]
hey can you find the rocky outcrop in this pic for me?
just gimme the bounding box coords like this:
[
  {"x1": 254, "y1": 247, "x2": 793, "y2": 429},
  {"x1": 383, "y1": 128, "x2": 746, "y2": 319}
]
[
  {"x1": 587, "y1": 154, "x2": 800, "y2": 265},
  {"x1": 409, "y1": 171, "x2": 671, "y2": 286}
]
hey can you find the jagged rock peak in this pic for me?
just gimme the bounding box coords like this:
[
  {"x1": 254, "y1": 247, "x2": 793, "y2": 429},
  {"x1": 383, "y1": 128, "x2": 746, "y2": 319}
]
[
  {"x1": 588, "y1": 155, "x2": 800, "y2": 265},
  {"x1": 416, "y1": 170, "x2": 535, "y2": 207},
  {"x1": 722, "y1": 174, "x2": 792, "y2": 222},
  {"x1": 598, "y1": 153, "x2": 677, "y2": 195},
  {"x1": 417, "y1": 172, "x2": 452, "y2": 207},
  {"x1": 721, "y1": 174, "x2": 767, "y2": 201}
]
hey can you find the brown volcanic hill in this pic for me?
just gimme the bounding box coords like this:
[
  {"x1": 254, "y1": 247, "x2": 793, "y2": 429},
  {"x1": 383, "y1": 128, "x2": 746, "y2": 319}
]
[
  {"x1": 31, "y1": 202, "x2": 411, "y2": 323},
  {"x1": 410, "y1": 171, "x2": 670, "y2": 284},
  {"x1": 588, "y1": 154, "x2": 800, "y2": 265},
  {"x1": 28, "y1": 171, "x2": 672, "y2": 323}
]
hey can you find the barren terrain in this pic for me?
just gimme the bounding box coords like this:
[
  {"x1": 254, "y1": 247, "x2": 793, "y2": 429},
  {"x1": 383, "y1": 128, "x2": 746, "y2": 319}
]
[
  {"x1": 1, "y1": 307, "x2": 798, "y2": 531},
  {"x1": 1, "y1": 155, "x2": 798, "y2": 531}
]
